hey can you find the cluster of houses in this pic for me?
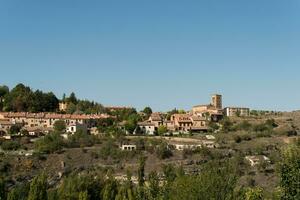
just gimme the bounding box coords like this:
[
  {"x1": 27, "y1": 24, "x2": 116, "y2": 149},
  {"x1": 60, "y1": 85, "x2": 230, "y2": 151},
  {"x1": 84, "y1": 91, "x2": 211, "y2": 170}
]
[
  {"x1": 0, "y1": 112, "x2": 111, "y2": 136},
  {"x1": 0, "y1": 94, "x2": 250, "y2": 138},
  {"x1": 138, "y1": 94, "x2": 250, "y2": 135}
]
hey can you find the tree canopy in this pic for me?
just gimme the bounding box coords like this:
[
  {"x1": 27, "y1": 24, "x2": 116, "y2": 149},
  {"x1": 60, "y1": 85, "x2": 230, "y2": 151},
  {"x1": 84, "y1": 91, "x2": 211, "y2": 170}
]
[{"x1": 1, "y1": 84, "x2": 59, "y2": 112}]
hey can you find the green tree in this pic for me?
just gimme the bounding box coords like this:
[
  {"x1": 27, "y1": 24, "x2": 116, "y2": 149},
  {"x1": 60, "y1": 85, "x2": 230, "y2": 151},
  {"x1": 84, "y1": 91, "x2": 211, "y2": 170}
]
[
  {"x1": 62, "y1": 93, "x2": 66, "y2": 102},
  {"x1": 58, "y1": 173, "x2": 102, "y2": 200},
  {"x1": 27, "y1": 174, "x2": 47, "y2": 200},
  {"x1": 66, "y1": 102, "x2": 77, "y2": 114},
  {"x1": 67, "y1": 92, "x2": 77, "y2": 105},
  {"x1": 0, "y1": 85, "x2": 9, "y2": 98},
  {"x1": 3, "y1": 84, "x2": 58, "y2": 112},
  {"x1": 163, "y1": 164, "x2": 177, "y2": 184},
  {"x1": 208, "y1": 121, "x2": 220, "y2": 132},
  {"x1": 148, "y1": 171, "x2": 160, "y2": 199},
  {"x1": 245, "y1": 187, "x2": 264, "y2": 200},
  {"x1": 0, "y1": 85, "x2": 9, "y2": 111},
  {"x1": 125, "y1": 114, "x2": 141, "y2": 134},
  {"x1": 78, "y1": 191, "x2": 88, "y2": 200},
  {"x1": 158, "y1": 125, "x2": 168, "y2": 136},
  {"x1": 136, "y1": 156, "x2": 147, "y2": 200},
  {"x1": 156, "y1": 143, "x2": 172, "y2": 159},
  {"x1": 169, "y1": 161, "x2": 238, "y2": 200},
  {"x1": 1, "y1": 140, "x2": 20, "y2": 151},
  {"x1": 265, "y1": 118, "x2": 278, "y2": 128},
  {"x1": 53, "y1": 120, "x2": 66, "y2": 132},
  {"x1": 35, "y1": 132, "x2": 64, "y2": 154},
  {"x1": 9, "y1": 124, "x2": 22, "y2": 135},
  {"x1": 138, "y1": 156, "x2": 146, "y2": 187},
  {"x1": 142, "y1": 107, "x2": 152, "y2": 116},
  {"x1": 102, "y1": 177, "x2": 118, "y2": 200},
  {"x1": 220, "y1": 117, "x2": 234, "y2": 133},
  {"x1": 279, "y1": 145, "x2": 300, "y2": 199},
  {"x1": 116, "y1": 170, "x2": 135, "y2": 200},
  {"x1": 115, "y1": 183, "x2": 135, "y2": 200},
  {"x1": 7, "y1": 183, "x2": 30, "y2": 200},
  {"x1": 0, "y1": 178, "x2": 6, "y2": 200}
]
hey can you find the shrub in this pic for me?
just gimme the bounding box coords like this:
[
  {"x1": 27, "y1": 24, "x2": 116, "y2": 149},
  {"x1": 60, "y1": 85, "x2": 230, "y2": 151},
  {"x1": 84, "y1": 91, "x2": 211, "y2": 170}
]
[
  {"x1": 53, "y1": 120, "x2": 66, "y2": 132},
  {"x1": 234, "y1": 135, "x2": 242, "y2": 143},
  {"x1": 156, "y1": 143, "x2": 172, "y2": 159},
  {"x1": 235, "y1": 121, "x2": 252, "y2": 131},
  {"x1": 67, "y1": 130, "x2": 94, "y2": 148},
  {"x1": 98, "y1": 140, "x2": 128, "y2": 160},
  {"x1": 158, "y1": 125, "x2": 168, "y2": 136},
  {"x1": 35, "y1": 132, "x2": 65, "y2": 154},
  {"x1": 1, "y1": 140, "x2": 21, "y2": 151},
  {"x1": 220, "y1": 118, "x2": 234, "y2": 133},
  {"x1": 255, "y1": 131, "x2": 272, "y2": 138}
]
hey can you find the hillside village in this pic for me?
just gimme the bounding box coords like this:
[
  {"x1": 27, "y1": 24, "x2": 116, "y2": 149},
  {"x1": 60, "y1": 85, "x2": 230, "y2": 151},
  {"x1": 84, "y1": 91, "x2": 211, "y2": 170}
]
[
  {"x1": 0, "y1": 84, "x2": 299, "y2": 200},
  {"x1": 0, "y1": 94, "x2": 250, "y2": 137}
]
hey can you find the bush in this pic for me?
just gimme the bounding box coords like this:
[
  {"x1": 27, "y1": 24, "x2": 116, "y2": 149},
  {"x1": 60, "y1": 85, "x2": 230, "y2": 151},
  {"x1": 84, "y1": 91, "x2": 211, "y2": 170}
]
[
  {"x1": 234, "y1": 135, "x2": 242, "y2": 143},
  {"x1": 220, "y1": 118, "x2": 234, "y2": 133},
  {"x1": 53, "y1": 120, "x2": 66, "y2": 132},
  {"x1": 235, "y1": 121, "x2": 252, "y2": 131},
  {"x1": 99, "y1": 140, "x2": 120, "y2": 160},
  {"x1": 1, "y1": 140, "x2": 21, "y2": 151},
  {"x1": 35, "y1": 132, "x2": 65, "y2": 154},
  {"x1": 66, "y1": 130, "x2": 95, "y2": 148},
  {"x1": 255, "y1": 131, "x2": 272, "y2": 138},
  {"x1": 286, "y1": 130, "x2": 297, "y2": 137},
  {"x1": 253, "y1": 119, "x2": 277, "y2": 133},
  {"x1": 156, "y1": 143, "x2": 172, "y2": 159},
  {"x1": 9, "y1": 125, "x2": 22, "y2": 135},
  {"x1": 252, "y1": 123, "x2": 270, "y2": 132},
  {"x1": 158, "y1": 125, "x2": 168, "y2": 136}
]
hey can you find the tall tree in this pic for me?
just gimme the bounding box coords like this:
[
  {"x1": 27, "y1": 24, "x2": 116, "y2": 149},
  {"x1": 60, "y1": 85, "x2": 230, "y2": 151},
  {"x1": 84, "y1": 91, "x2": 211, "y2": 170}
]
[
  {"x1": 244, "y1": 187, "x2": 264, "y2": 200},
  {"x1": 0, "y1": 178, "x2": 6, "y2": 200},
  {"x1": 279, "y1": 145, "x2": 300, "y2": 200},
  {"x1": 27, "y1": 174, "x2": 47, "y2": 200},
  {"x1": 138, "y1": 156, "x2": 146, "y2": 187},
  {"x1": 102, "y1": 177, "x2": 118, "y2": 200},
  {"x1": 0, "y1": 85, "x2": 9, "y2": 111},
  {"x1": 148, "y1": 171, "x2": 160, "y2": 199},
  {"x1": 7, "y1": 183, "x2": 30, "y2": 200},
  {"x1": 142, "y1": 107, "x2": 152, "y2": 116},
  {"x1": 0, "y1": 85, "x2": 9, "y2": 98},
  {"x1": 68, "y1": 92, "x2": 78, "y2": 105},
  {"x1": 53, "y1": 120, "x2": 66, "y2": 132}
]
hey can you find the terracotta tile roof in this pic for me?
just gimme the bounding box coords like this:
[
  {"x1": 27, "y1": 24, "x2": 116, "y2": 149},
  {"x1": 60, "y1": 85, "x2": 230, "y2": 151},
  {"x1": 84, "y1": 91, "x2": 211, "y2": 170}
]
[
  {"x1": 171, "y1": 114, "x2": 193, "y2": 122},
  {"x1": 0, "y1": 112, "x2": 112, "y2": 120},
  {"x1": 150, "y1": 113, "x2": 163, "y2": 121},
  {"x1": 138, "y1": 121, "x2": 155, "y2": 126},
  {"x1": 191, "y1": 116, "x2": 206, "y2": 121},
  {"x1": 8, "y1": 112, "x2": 27, "y2": 117}
]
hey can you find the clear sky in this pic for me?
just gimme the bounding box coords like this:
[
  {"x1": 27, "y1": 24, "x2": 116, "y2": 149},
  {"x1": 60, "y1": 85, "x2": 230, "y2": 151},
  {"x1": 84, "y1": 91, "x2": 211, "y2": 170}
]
[{"x1": 0, "y1": 0, "x2": 300, "y2": 111}]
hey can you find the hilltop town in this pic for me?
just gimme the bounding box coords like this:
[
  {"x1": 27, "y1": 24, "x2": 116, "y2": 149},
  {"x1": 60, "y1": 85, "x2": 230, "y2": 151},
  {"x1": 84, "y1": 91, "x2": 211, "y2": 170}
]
[
  {"x1": 0, "y1": 84, "x2": 299, "y2": 199},
  {"x1": 0, "y1": 90, "x2": 250, "y2": 138}
]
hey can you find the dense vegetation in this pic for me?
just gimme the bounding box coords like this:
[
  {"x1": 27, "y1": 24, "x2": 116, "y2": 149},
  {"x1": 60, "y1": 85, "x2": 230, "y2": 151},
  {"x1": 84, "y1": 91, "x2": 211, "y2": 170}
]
[
  {"x1": 0, "y1": 84, "x2": 58, "y2": 112},
  {"x1": 0, "y1": 84, "x2": 106, "y2": 114},
  {"x1": 0, "y1": 141, "x2": 299, "y2": 200}
]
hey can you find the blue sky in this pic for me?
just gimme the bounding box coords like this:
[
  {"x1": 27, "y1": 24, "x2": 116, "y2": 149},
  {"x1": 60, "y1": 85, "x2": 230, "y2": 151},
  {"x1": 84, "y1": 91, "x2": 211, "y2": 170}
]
[{"x1": 0, "y1": 0, "x2": 300, "y2": 111}]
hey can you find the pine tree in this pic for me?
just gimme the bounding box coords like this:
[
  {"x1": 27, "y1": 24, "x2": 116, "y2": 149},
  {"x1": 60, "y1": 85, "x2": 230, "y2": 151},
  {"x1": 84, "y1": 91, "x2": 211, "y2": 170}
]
[
  {"x1": 78, "y1": 191, "x2": 88, "y2": 200},
  {"x1": 148, "y1": 171, "x2": 160, "y2": 199},
  {"x1": 27, "y1": 174, "x2": 47, "y2": 200},
  {"x1": 0, "y1": 178, "x2": 6, "y2": 200}
]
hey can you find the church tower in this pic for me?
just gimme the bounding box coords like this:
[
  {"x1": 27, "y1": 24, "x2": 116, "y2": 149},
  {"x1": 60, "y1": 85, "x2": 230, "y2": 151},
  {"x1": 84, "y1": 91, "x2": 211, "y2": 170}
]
[{"x1": 211, "y1": 94, "x2": 222, "y2": 109}]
